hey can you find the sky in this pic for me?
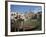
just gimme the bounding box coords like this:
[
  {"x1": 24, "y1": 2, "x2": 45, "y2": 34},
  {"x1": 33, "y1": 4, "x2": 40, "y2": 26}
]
[{"x1": 10, "y1": 5, "x2": 42, "y2": 14}]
